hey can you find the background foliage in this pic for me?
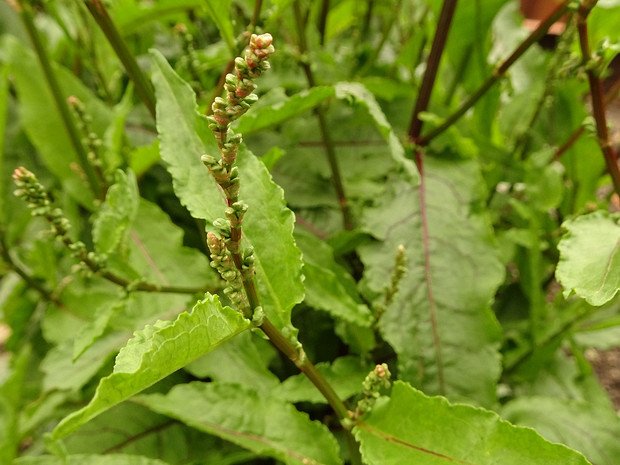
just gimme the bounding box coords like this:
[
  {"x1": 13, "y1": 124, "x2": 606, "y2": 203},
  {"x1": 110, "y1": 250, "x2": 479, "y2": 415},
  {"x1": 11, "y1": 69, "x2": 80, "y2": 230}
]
[{"x1": 1, "y1": 0, "x2": 620, "y2": 463}]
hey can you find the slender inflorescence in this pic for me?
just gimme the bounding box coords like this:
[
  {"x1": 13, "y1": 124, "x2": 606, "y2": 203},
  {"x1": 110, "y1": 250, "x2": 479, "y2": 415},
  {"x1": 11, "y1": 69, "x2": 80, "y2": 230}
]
[
  {"x1": 12, "y1": 166, "x2": 106, "y2": 272},
  {"x1": 202, "y1": 33, "x2": 274, "y2": 318}
]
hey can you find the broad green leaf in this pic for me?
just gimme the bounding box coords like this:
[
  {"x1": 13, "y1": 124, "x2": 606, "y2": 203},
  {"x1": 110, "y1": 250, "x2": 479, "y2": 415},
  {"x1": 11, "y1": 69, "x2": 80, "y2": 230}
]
[
  {"x1": 334, "y1": 82, "x2": 418, "y2": 182},
  {"x1": 93, "y1": 170, "x2": 140, "y2": 255},
  {"x1": 273, "y1": 356, "x2": 372, "y2": 404},
  {"x1": 111, "y1": 0, "x2": 202, "y2": 35},
  {"x1": 185, "y1": 330, "x2": 280, "y2": 395},
  {"x1": 52, "y1": 294, "x2": 250, "y2": 438},
  {"x1": 136, "y1": 382, "x2": 342, "y2": 465},
  {"x1": 62, "y1": 402, "x2": 255, "y2": 465},
  {"x1": 150, "y1": 50, "x2": 304, "y2": 332},
  {"x1": 0, "y1": 347, "x2": 29, "y2": 463},
  {"x1": 42, "y1": 333, "x2": 125, "y2": 392},
  {"x1": 359, "y1": 156, "x2": 503, "y2": 406},
  {"x1": 124, "y1": 199, "x2": 215, "y2": 289},
  {"x1": 15, "y1": 455, "x2": 169, "y2": 465},
  {"x1": 557, "y1": 211, "x2": 620, "y2": 306},
  {"x1": 503, "y1": 397, "x2": 620, "y2": 465},
  {"x1": 354, "y1": 381, "x2": 591, "y2": 465},
  {"x1": 235, "y1": 86, "x2": 335, "y2": 135},
  {"x1": 2, "y1": 35, "x2": 111, "y2": 208},
  {"x1": 204, "y1": 0, "x2": 235, "y2": 54},
  {"x1": 295, "y1": 229, "x2": 372, "y2": 326}
]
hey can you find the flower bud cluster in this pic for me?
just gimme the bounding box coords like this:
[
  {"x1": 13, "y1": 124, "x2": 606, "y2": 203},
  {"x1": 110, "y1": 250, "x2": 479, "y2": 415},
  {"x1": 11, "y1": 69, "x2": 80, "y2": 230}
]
[
  {"x1": 206, "y1": 232, "x2": 250, "y2": 316},
  {"x1": 12, "y1": 167, "x2": 105, "y2": 271},
  {"x1": 355, "y1": 364, "x2": 392, "y2": 417},
  {"x1": 67, "y1": 96, "x2": 105, "y2": 180},
  {"x1": 373, "y1": 245, "x2": 407, "y2": 324},
  {"x1": 206, "y1": 33, "x2": 274, "y2": 172}
]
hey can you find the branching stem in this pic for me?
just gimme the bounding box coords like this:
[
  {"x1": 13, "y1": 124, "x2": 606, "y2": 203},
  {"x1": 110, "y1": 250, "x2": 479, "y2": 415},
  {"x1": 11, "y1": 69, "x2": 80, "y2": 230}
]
[
  {"x1": 409, "y1": 0, "x2": 458, "y2": 142},
  {"x1": 84, "y1": 0, "x2": 157, "y2": 120},
  {"x1": 576, "y1": 0, "x2": 620, "y2": 195},
  {"x1": 417, "y1": 0, "x2": 571, "y2": 146}
]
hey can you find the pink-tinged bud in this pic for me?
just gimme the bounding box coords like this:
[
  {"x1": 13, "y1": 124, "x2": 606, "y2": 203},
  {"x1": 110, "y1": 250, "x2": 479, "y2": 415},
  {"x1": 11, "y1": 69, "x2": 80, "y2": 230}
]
[
  {"x1": 207, "y1": 232, "x2": 222, "y2": 253},
  {"x1": 375, "y1": 365, "x2": 386, "y2": 377},
  {"x1": 254, "y1": 33, "x2": 273, "y2": 49},
  {"x1": 67, "y1": 96, "x2": 79, "y2": 106}
]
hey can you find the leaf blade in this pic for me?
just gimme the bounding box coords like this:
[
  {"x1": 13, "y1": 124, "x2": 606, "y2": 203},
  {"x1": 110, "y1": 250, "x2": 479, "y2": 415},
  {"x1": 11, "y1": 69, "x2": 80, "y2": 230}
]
[{"x1": 52, "y1": 294, "x2": 250, "y2": 438}]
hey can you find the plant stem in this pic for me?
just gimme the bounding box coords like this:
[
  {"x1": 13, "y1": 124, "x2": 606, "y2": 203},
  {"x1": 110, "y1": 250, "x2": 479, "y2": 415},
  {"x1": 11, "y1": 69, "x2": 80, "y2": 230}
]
[
  {"x1": 409, "y1": 0, "x2": 458, "y2": 142},
  {"x1": 0, "y1": 229, "x2": 62, "y2": 307},
  {"x1": 15, "y1": 0, "x2": 101, "y2": 196},
  {"x1": 417, "y1": 0, "x2": 571, "y2": 146},
  {"x1": 84, "y1": 0, "x2": 157, "y2": 120},
  {"x1": 293, "y1": 0, "x2": 354, "y2": 230},
  {"x1": 318, "y1": 0, "x2": 330, "y2": 46},
  {"x1": 576, "y1": 0, "x2": 620, "y2": 195}
]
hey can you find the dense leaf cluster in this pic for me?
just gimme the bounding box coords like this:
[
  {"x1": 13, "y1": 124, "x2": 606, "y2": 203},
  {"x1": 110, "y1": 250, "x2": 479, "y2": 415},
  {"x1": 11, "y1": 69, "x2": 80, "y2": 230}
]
[{"x1": 1, "y1": 1, "x2": 620, "y2": 464}]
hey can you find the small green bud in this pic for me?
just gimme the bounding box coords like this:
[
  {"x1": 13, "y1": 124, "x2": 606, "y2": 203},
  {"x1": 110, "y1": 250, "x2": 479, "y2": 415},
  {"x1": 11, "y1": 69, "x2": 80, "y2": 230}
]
[{"x1": 213, "y1": 218, "x2": 231, "y2": 237}]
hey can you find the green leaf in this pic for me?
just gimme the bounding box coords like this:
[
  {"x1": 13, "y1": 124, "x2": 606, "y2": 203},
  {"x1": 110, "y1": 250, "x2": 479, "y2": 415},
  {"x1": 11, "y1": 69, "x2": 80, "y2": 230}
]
[
  {"x1": 557, "y1": 211, "x2": 620, "y2": 306},
  {"x1": 0, "y1": 347, "x2": 30, "y2": 463},
  {"x1": 124, "y1": 199, "x2": 215, "y2": 288},
  {"x1": 354, "y1": 381, "x2": 592, "y2": 465},
  {"x1": 150, "y1": 50, "x2": 304, "y2": 332},
  {"x1": 52, "y1": 294, "x2": 250, "y2": 438},
  {"x1": 234, "y1": 86, "x2": 336, "y2": 135},
  {"x1": 136, "y1": 382, "x2": 343, "y2": 465},
  {"x1": 62, "y1": 402, "x2": 255, "y2": 465},
  {"x1": 334, "y1": 82, "x2": 418, "y2": 182},
  {"x1": 41, "y1": 333, "x2": 125, "y2": 392},
  {"x1": 503, "y1": 397, "x2": 620, "y2": 465},
  {"x1": 185, "y1": 330, "x2": 280, "y2": 395},
  {"x1": 273, "y1": 356, "x2": 372, "y2": 404},
  {"x1": 359, "y1": 156, "x2": 503, "y2": 406},
  {"x1": 295, "y1": 229, "x2": 372, "y2": 326},
  {"x1": 204, "y1": 0, "x2": 235, "y2": 54},
  {"x1": 15, "y1": 455, "x2": 170, "y2": 465},
  {"x1": 2, "y1": 35, "x2": 111, "y2": 208},
  {"x1": 93, "y1": 170, "x2": 140, "y2": 255},
  {"x1": 111, "y1": 0, "x2": 202, "y2": 35}
]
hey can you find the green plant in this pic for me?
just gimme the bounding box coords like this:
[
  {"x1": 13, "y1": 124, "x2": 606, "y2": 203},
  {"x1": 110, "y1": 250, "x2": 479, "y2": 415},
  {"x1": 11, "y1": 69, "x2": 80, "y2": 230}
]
[{"x1": 1, "y1": 0, "x2": 620, "y2": 464}]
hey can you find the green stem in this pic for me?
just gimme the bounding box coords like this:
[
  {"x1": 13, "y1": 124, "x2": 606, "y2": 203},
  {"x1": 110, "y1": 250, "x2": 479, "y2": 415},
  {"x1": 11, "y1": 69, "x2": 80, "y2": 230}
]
[
  {"x1": 409, "y1": 0, "x2": 458, "y2": 141},
  {"x1": 84, "y1": 0, "x2": 157, "y2": 120},
  {"x1": 16, "y1": 0, "x2": 101, "y2": 196},
  {"x1": 576, "y1": 0, "x2": 620, "y2": 196},
  {"x1": 0, "y1": 229, "x2": 62, "y2": 306},
  {"x1": 418, "y1": 0, "x2": 571, "y2": 146},
  {"x1": 293, "y1": 0, "x2": 354, "y2": 230},
  {"x1": 318, "y1": 0, "x2": 330, "y2": 46}
]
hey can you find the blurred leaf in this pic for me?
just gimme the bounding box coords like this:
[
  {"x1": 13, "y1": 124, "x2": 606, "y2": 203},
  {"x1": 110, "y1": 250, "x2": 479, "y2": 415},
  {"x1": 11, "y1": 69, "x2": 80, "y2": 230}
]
[
  {"x1": 235, "y1": 86, "x2": 335, "y2": 135},
  {"x1": 2, "y1": 35, "x2": 112, "y2": 208},
  {"x1": 295, "y1": 229, "x2": 372, "y2": 326},
  {"x1": 111, "y1": 0, "x2": 202, "y2": 35},
  {"x1": 62, "y1": 402, "x2": 255, "y2": 465},
  {"x1": 93, "y1": 170, "x2": 139, "y2": 256},
  {"x1": 354, "y1": 381, "x2": 591, "y2": 465},
  {"x1": 52, "y1": 294, "x2": 250, "y2": 438},
  {"x1": 273, "y1": 356, "x2": 372, "y2": 404},
  {"x1": 15, "y1": 455, "x2": 170, "y2": 465},
  {"x1": 185, "y1": 330, "x2": 280, "y2": 395},
  {"x1": 359, "y1": 156, "x2": 503, "y2": 406},
  {"x1": 136, "y1": 381, "x2": 343, "y2": 465},
  {"x1": 204, "y1": 0, "x2": 235, "y2": 53},
  {"x1": 334, "y1": 82, "x2": 418, "y2": 182},
  {"x1": 150, "y1": 50, "x2": 304, "y2": 333},
  {"x1": 557, "y1": 211, "x2": 620, "y2": 306},
  {"x1": 503, "y1": 397, "x2": 620, "y2": 465},
  {"x1": 0, "y1": 347, "x2": 30, "y2": 463}
]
